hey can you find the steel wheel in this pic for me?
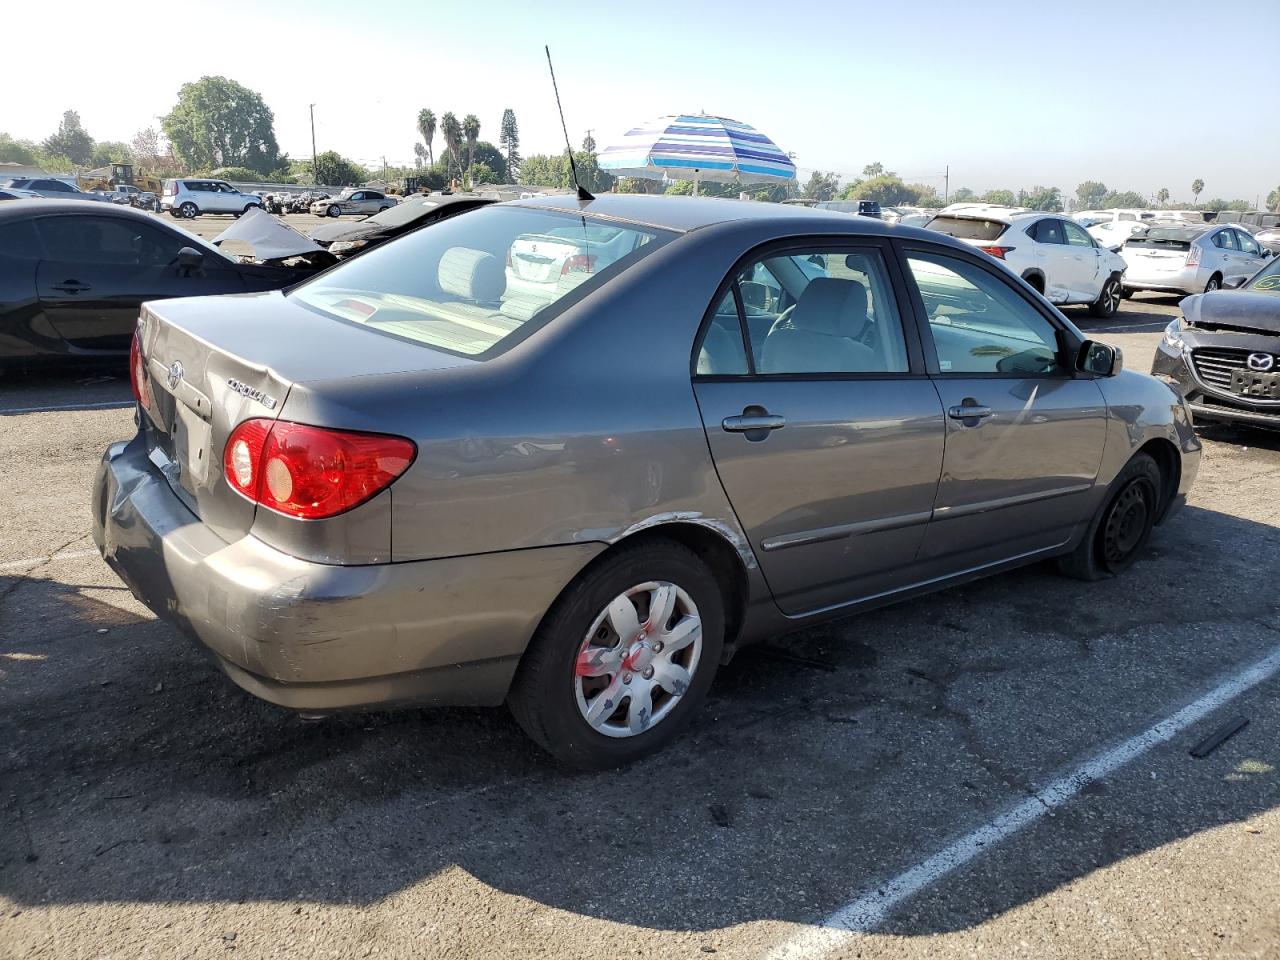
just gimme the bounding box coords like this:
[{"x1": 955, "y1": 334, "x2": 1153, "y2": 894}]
[
  {"x1": 1101, "y1": 479, "x2": 1153, "y2": 567},
  {"x1": 574, "y1": 581, "x2": 702, "y2": 738}
]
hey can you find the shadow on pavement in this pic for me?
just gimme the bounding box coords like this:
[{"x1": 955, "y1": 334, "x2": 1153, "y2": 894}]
[{"x1": 1, "y1": 503, "x2": 1278, "y2": 934}]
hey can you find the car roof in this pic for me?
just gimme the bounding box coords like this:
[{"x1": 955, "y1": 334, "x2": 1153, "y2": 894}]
[
  {"x1": 504, "y1": 193, "x2": 904, "y2": 235},
  {"x1": 0, "y1": 199, "x2": 162, "y2": 219}
]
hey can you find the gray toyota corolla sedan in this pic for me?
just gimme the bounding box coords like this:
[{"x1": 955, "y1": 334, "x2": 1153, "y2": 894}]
[{"x1": 93, "y1": 195, "x2": 1200, "y2": 769}]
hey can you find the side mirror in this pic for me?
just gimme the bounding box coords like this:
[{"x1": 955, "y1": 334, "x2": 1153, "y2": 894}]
[
  {"x1": 176, "y1": 246, "x2": 204, "y2": 271},
  {"x1": 1077, "y1": 340, "x2": 1123, "y2": 377}
]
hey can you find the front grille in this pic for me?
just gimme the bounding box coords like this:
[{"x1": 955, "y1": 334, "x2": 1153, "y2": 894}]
[{"x1": 1190, "y1": 348, "x2": 1253, "y2": 390}]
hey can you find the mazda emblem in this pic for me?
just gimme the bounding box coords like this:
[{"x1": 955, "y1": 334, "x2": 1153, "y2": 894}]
[
  {"x1": 1247, "y1": 353, "x2": 1275, "y2": 372},
  {"x1": 166, "y1": 360, "x2": 185, "y2": 390}
]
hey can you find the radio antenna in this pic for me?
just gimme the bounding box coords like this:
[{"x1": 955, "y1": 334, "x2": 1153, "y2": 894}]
[{"x1": 545, "y1": 45, "x2": 594, "y2": 202}]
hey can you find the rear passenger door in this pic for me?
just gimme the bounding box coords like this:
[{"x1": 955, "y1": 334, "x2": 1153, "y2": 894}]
[
  {"x1": 693, "y1": 241, "x2": 946, "y2": 615},
  {"x1": 900, "y1": 246, "x2": 1107, "y2": 574}
]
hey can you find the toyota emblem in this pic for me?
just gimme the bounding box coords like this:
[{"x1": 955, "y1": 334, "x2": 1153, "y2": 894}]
[
  {"x1": 1247, "y1": 353, "x2": 1275, "y2": 372},
  {"x1": 166, "y1": 360, "x2": 185, "y2": 390}
]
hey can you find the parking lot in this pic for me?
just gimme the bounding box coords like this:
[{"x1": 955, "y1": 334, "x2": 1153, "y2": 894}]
[{"x1": 2, "y1": 217, "x2": 1279, "y2": 960}]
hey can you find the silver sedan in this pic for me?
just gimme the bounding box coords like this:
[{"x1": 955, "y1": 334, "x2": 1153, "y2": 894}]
[{"x1": 93, "y1": 196, "x2": 1200, "y2": 769}]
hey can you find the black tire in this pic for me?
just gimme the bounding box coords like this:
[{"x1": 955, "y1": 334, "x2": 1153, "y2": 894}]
[
  {"x1": 1089, "y1": 276, "x2": 1122, "y2": 318},
  {"x1": 508, "y1": 539, "x2": 725, "y2": 770},
  {"x1": 327, "y1": 204, "x2": 341, "y2": 217},
  {"x1": 1204, "y1": 274, "x2": 1222, "y2": 294},
  {"x1": 1023, "y1": 273, "x2": 1045, "y2": 295},
  {"x1": 179, "y1": 202, "x2": 198, "y2": 219},
  {"x1": 1120, "y1": 287, "x2": 1134, "y2": 299},
  {"x1": 1058, "y1": 452, "x2": 1162, "y2": 581},
  {"x1": 242, "y1": 203, "x2": 260, "y2": 216}
]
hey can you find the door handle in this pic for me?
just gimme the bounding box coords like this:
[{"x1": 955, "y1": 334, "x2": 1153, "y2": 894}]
[
  {"x1": 52, "y1": 280, "x2": 90, "y2": 294},
  {"x1": 948, "y1": 403, "x2": 994, "y2": 421},
  {"x1": 723, "y1": 413, "x2": 786, "y2": 432}
]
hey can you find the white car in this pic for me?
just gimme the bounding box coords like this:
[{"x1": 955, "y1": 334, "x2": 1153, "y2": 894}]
[
  {"x1": 502, "y1": 223, "x2": 650, "y2": 320},
  {"x1": 924, "y1": 207, "x2": 1128, "y2": 316},
  {"x1": 1120, "y1": 222, "x2": 1273, "y2": 296},
  {"x1": 162, "y1": 179, "x2": 263, "y2": 219}
]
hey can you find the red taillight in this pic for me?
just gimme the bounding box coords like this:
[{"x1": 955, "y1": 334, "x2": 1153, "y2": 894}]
[
  {"x1": 1186, "y1": 245, "x2": 1201, "y2": 267},
  {"x1": 978, "y1": 245, "x2": 1014, "y2": 260},
  {"x1": 129, "y1": 330, "x2": 154, "y2": 412},
  {"x1": 223, "y1": 418, "x2": 416, "y2": 519},
  {"x1": 561, "y1": 253, "x2": 596, "y2": 275}
]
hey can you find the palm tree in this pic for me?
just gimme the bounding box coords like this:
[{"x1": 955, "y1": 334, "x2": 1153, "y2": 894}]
[
  {"x1": 1156, "y1": 187, "x2": 1169, "y2": 206},
  {"x1": 1191, "y1": 178, "x2": 1204, "y2": 205},
  {"x1": 441, "y1": 112, "x2": 462, "y2": 185},
  {"x1": 417, "y1": 109, "x2": 436, "y2": 167},
  {"x1": 462, "y1": 114, "x2": 480, "y2": 186}
]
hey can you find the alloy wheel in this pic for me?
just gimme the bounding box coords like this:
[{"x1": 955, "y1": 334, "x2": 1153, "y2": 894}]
[
  {"x1": 1103, "y1": 279, "x2": 1121, "y2": 315},
  {"x1": 574, "y1": 581, "x2": 702, "y2": 738},
  {"x1": 1205, "y1": 277, "x2": 1220, "y2": 293}
]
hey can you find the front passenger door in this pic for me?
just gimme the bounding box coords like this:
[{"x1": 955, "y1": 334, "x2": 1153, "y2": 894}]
[
  {"x1": 902, "y1": 249, "x2": 1107, "y2": 574},
  {"x1": 1061, "y1": 219, "x2": 1103, "y2": 300}
]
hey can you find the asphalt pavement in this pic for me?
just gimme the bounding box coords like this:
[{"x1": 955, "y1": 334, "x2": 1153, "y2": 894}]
[{"x1": 2, "y1": 289, "x2": 1278, "y2": 960}]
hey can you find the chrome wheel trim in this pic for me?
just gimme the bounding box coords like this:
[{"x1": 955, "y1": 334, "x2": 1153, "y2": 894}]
[{"x1": 573, "y1": 581, "x2": 702, "y2": 739}]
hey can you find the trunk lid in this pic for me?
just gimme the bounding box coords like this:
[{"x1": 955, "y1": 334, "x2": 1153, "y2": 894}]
[{"x1": 136, "y1": 289, "x2": 469, "y2": 544}]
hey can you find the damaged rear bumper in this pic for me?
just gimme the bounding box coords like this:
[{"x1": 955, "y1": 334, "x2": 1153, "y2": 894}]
[{"x1": 92, "y1": 434, "x2": 602, "y2": 711}]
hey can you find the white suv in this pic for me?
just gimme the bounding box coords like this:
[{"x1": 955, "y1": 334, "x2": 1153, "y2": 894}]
[
  {"x1": 162, "y1": 179, "x2": 263, "y2": 219},
  {"x1": 924, "y1": 205, "x2": 1128, "y2": 317}
]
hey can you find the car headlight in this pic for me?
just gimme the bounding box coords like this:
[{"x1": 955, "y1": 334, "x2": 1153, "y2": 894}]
[
  {"x1": 1163, "y1": 318, "x2": 1186, "y2": 350},
  {"x1": 328, "y1": 239, "x2": 368, "y2": 255}
]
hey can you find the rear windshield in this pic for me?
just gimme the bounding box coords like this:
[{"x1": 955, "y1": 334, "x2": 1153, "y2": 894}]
[
  {"x1": 1244, "y1": 257, "x2": 1280, "y2": 296},
  {"x1": 290, "y1": 206, "x2": 675, "y2": 359},
  {"x1": 1125, "y1": 226, "x2": 1205, "y2": 250},
  {"x1": 925, "y1": 216, "x2": 1009, "y2": 242}
]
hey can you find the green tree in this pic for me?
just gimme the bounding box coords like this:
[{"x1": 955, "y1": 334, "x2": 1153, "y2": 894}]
[
  {"x1": 311, "y1": 151, "x2": 366, "y2": 187},
  {"x1": 462, "y1": 114, "x2": 480, "y2": 185},
  {"x1": 470, "y1": 141, "x2": 507, "y2": 182},
  {"x1": 517, "y1": 150, "x2": 613, "y2": 193},
  {"x1": 912, "y1": 187, "x2": 944, "y2": 208},
  {"x1": 1075, "y1": 180, "x2": 1108, "y2": 209},
  {"x1": 862, "y1": 161, "x2": 891, "y2": 178},
  {"x1": 416, "y1": 109, "x2": 436, "y2": 167},
  {"x1": 1191, "y1": 178, "x2": 1204, "y2": 204},
  {"x1": 440, "y1": 113, "x2": 463, "y2": 183},
  {"x1": 42, "y1": 110, "x2": 94, "y2": 165},
  {"x1": 0, "y1": 132, "x2": 41, "y2": 165},
  {"x1": 210, "y1": 166, "x2": 264, "y2": 182},
  {"x1": 499, "y1": 108, "x2": 520, "y2": 178},
  {"x1": 802, "y1": 170, "x2": 840, "y2": 202},
  {"x1": 1021, "y1": 185, "x2": 1062, "y2": 211},
  {"x1": 162, "y1": 77, "x2": 282, "y2": 175},
  {"x1": 845, "y1": 175, "x2": 923, "y2": 206},
  {"x1": 130, "y1": 127, "x2": 162, "y2": 170},
  {"x1": 981, "y1": 188, "x2": 1017, "y2": 205},
  {"x1": 949, "y1": 186, "x2": 976, "y2": 203},
  {"x1": 466, "y1": 162, "x2": 498, "y2": 185},
  {"x1": 1156, "y1": 187, "x2": 1170, "y2": 206},
  {"x1": 1268, "y1": 186, "x2": 1280, "y2": 213},
  {"x1": 1100, "y1": 190, "x2": 1147, "y2": 208},
  {"x1": 91, "y1": 141, "x2": 133, "y2": 167}
]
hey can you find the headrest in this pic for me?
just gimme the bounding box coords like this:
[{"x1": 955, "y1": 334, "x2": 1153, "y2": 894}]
[
  {"x1": 790, "y1": 277, "x2": 868, "y2": 336},
  {"x1": 438, "y1": 247, "x2": 505, "y2": 302}
]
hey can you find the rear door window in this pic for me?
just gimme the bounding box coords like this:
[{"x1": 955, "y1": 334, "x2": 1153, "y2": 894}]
[
  {"x1": 0, "y1": 219, "x2": 43, "y2": 259},
  {"x1": 1212, "y1": 230, "x2": 1238, "y2": 250},
  {"x1": 1031, "y1": 219, "x2": 1066, "y2": 244}
]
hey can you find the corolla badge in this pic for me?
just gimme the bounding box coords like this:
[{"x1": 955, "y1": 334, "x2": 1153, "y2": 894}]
[
  {"x1": 166, "y1": 360, "x2": 184, "y2": 390},
  {"x1": 1247, "y1": 353, "x2": 1275, "y2": 372},
  {"x1": 226, "y1": 378, "x2": 278, "y2": 409}
]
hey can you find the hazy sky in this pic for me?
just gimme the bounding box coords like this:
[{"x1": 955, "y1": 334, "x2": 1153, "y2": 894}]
[{"x1": 8, "y1": 0, "x2": 1278, "y2": 203}]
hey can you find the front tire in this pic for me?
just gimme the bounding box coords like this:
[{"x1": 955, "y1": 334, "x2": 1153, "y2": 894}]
[
  {"x1": 327, "y1": 204, "x2": 341, "y2": 217},
  {"x1": 1058, "y1": 452, "x2": 1162, "y2": 581},
  {"x1": 508, "y1": 540, "x2": 724, "y2": 770},
  {"x1": 1089, "y1": 276, "x2": 1122, "y2": 318}
]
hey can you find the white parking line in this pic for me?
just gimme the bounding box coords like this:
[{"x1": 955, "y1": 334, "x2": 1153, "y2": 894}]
[
  {"x1": 0, "y1": 548, "x2": 100, "y2": 572},
  {"x1": 767, "y1": 642, "x2": 1280, "y2": 959},
  {"x1": 1, "y1": 401, "x2": 133, "y2": 415}
]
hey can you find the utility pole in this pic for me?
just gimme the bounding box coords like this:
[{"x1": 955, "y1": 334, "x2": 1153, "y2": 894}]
[
  {"x1": 309, "y1": 103, "x2": 318, "y2": 186},
  {"x1": 382, "y1": 155, "x2": 387, "y2": 188},
  {"x1": 944, "y1": 164, "x2": 949, "y2": 205}
]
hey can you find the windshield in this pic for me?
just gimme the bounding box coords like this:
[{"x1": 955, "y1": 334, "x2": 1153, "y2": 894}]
[
  {"x1": 290, "y1": 206, "x2": 676, "y2": 358},
  {"x1": 1244, "y1": 256, "x2": 1280, "y2": 296}
]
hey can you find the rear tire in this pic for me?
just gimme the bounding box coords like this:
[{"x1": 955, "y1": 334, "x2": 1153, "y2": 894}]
[
  {"x1": 508, "y1": 539, "x2": 724, "y2": 770},
  {"x1": 179, "y1": 202, "x2": 197, "y2": 219},
  {"x1": 1204, "y1": 274, "x2": 1222, "y2": 293},
  {"x1": 1089, "y1": 276, "x2": 1122, "y2": 318},
  {"x1": 1023, "y1": 273, "x2": 1045, "y2": 295},
  {"x1": 1058, "y1": 452, "x2": 1162, "y2": 581}
]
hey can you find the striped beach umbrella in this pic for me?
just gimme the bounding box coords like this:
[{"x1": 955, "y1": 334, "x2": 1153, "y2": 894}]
[{"x1": 598, "y1": 114, "x2": 795, "y2": 195}]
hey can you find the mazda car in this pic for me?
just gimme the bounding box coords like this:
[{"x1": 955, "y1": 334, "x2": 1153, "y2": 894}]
[
  {"x1": 1152, "y1": 254, "x2": 1280, "y2": 430},
  {"x1": 93, "y1": 195, "x2": 1199, "y2": 769}
]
